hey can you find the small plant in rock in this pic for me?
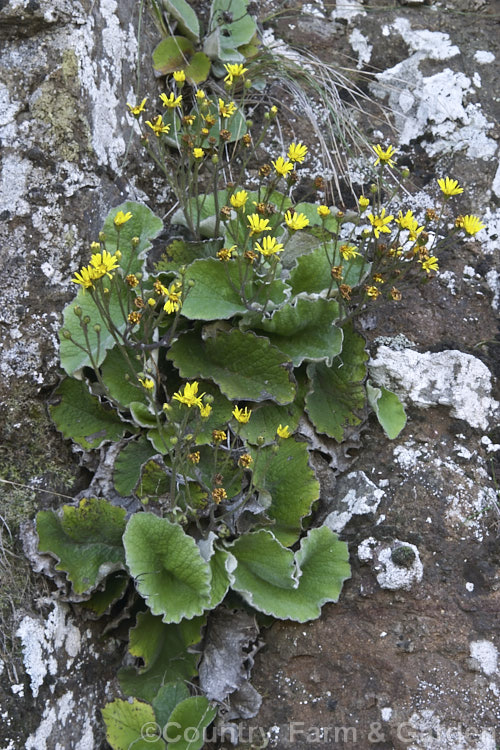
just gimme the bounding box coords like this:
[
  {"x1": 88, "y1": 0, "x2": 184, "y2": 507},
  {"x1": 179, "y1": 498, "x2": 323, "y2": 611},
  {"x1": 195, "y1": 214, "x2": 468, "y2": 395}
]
[{"x1": 34, "y1": 9, "x2": 487, "y2": 749}]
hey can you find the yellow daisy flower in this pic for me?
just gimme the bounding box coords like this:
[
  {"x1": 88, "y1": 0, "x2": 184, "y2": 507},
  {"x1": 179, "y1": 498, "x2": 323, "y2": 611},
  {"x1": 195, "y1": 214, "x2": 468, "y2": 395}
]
[
  {"x1": 339, "y1": 244, "x2": 360, "y2": 261},
  {"x1": 437, "y1": 177, "x2": 463, "y2": 197},
  {"x1": 230, "y1": 190, "x2": 248, "y2": 209},
  {"x1": 460, "y1": 214, "x2": 486, "y2": 236},
  {"x1": 421, "y1": 256, "x2": 439, "y2": 273},
  {"x1": 163, "y1": 282, "x2": 182, "y2": 314},
  {"x1": 114, "y1": 210, "x2": 133, "y2": 226},
  {"x1": 232, "y1": 405, "x2": 252, "y2": 423},
  {"x1": 287, "y1": 142, "x2": 308, "y2": 163},
  {"x1": 272, "y1": 156, "x2": 294, "y2": 177},
  {"x1": 372, "y1": 144, "x2": 396, "y2": 168},
  {"x1": 223, "y1": 63, "x2": 248, "y2": 84},
  {"x1": 172, "y1": 382, "x2": 204, "y2": 408},
  {"x1": 284, "y1": 211, "x2": 309, "y2": 231},
  {"x1": 367, "y1": 208, "x2": 394, "y2": 238},
  {"x1": 72, "y1": 265, "x2": 97, "y2": 289},
  {"x1": 276, "y1": 424, "x2": 291, "y2": 439},
  {"x1": 160, "y1": 92, "x2": 183, "y2": 108},
  {"x1": 254, "y1": 236, "x2": 284, "y2": 256},
  {"x1": 199, "y1": 403, "x2": 212, "y2": 418},
  {"x1": 89, "y1": 250, "x2": 120, "y2": 279},
  {"x1": 145, "y1": 115, "x2": 170, "y2": 137},
  {"x1": 126, "y1": 98, "x2": 147, "y2": 117},
  {"x1": 218, "y1": 98, "x2": 236, "y2": 118},
  {"x1": 247, "y1": 214, "x2": 271, "y2": 235}
]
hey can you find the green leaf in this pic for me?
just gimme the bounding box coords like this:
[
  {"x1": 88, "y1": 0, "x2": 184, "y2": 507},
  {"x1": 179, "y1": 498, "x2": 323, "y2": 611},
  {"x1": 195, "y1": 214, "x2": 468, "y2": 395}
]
[
  {"x1": 182, "y1": 259, "x2": 248, "y2": 320},
  {"x1": 36, "y1": 498, "x2": 126, "y2": 594},
  {"x1": 247, "y1": 297, "x2": 343, "y2": 366},
  {"x1": 81, "y1": 572, "x2": 129, "y2": 616},
  {"x1": 130, "y1": 402, "x2": 159, "y2": 428},
  {"x1": 171, "y1": 190, "x2": 228, "y2": 237},
  {"x1": 152, "y1": 682, "x2": 190, "y2": 728},
  {"x1": 153, "y1": 36, "x2": 195, "y2": 75},
  {"x1": 292, "y1": 526, "x2": 351, "y2": 620},
  {"x1": 305, "y1": 325, "x2": 368, "y2": 441},
  {"x1": 166, "y1": 697, "x2": 217, "y2": 750},
  {"x1": 185, "y1": 51, "x2": 211, "y2": 84},
  {"x1": 366, "y1": 380, "x2": 407, "y2": 439},
  {"x1": 114, "y1": 436, "x2": 157, "y2": 496},
  {"x1": 237, "y1": 400, "x2": 302, "y2": 445},
  {"x1": 100, "y1": 347, "x2": 146, "y2": 407},
  {"x1": 50, "y1": 378, "x2": 127, "y2": 450},
  {"x1": 168, "y1": 329, "x2": 296, "y2": 404},
  {"x1": 60, "y1": 202, "x2": 163, "y2": 376},
  {"x1": 230, "y1": 527, "x2": 350, "y2": 622},
  {"x1": 102, "y1": 699, "x2": 165, "y2": 750},
  {"x1": 205, "y1": 0, "x2": 257, "y2": 62},
  {"x1": 156, "y1": 239, "x2": 223, "y2": 273},
  {"x1": 119, "y1": 610, "x2": 204, "y2": 702},
  {"x1": 294, "y1": 202, "x2": 339, "y2": 232},
  {"x1": 136, "y1": 459, "x2": 170, "y2": 499},
  {"x1": 251, "y1": 440, "x2": 319, "y2": 546},
  {"x1": 289, "y1": 244, "x2": 368, "y2": 295},
  {"x1": 147, "y1": 423, "x2": 177, "y2": 454},
  {"x1": 193, "y1": 381, "x2": 233, "y2": 445},
  {"x1": 163, "y1": 0, "x2": 200, "y2": 43},
  {"x1": 229, "y1": 529, "x2": 298, "y2": 611},
  {"x1": 101, "y1": 202, "x2": 164, "y2": 263},
  {"x1": 281, "y1": 230, "x2": 322, "y2": 270},
  {"x1": 198, "y1": 534, "x2": 235, "y2": 608},
  {"x1": 124, "y1": 514, "x2": 211, "y2": 623}
]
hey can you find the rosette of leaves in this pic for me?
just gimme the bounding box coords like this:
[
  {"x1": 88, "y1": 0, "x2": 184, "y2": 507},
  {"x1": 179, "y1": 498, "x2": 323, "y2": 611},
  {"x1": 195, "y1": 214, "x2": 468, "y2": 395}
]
[
  {"x1": 54, "y1": 199, "x2": 406, "y2": 505},
  {"x1": 41, "y1": 197, "x2": 408, "y2": 745},
  {"x1": 151, "y1": 0, "x2": 258, "y2": 84}
]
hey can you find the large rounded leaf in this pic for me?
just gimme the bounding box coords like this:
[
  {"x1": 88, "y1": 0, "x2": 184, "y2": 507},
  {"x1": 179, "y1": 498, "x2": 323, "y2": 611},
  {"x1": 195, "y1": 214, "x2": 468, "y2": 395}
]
[
  {"x1": 167, "y1": 329, "x2": 296, "y2": 404},
  {"x1": 124, "y1": 514, "x2": 211, "y2": 623}
]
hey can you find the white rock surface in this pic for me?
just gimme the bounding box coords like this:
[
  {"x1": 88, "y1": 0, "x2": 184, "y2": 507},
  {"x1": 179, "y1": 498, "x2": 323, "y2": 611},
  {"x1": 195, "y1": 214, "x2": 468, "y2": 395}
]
[
  {"x1": 369, "y1": 347, "x2": 498, "y2": 430},
  {"x1": 324, "y1": 471, "x2": 385, "y2": 533},
  {"x1": 469, "y1": 640, "x2": 498, "y2": 676},
  {"x1": 375, "y1": 542, "x2": 423, "y2": 591}
]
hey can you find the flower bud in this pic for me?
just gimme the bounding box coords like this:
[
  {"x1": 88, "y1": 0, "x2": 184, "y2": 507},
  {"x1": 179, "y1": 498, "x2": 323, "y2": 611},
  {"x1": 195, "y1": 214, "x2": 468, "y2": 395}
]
[
  {"x1": 369, "y1": 183, "x2": 378, "y2": 194},
  {"x1": 99, "y1": 232, "x2": 106, "y2": 241},
  {"x1": 170, "y1": 436, "x2": 178, "y2": 446},
  {"x1": 257, "y1": 435, "x2": 265, "y2": 445},
  {"x1": 93, "y1": 324, "x2": 101, "y2": 333},
  {"x1": 73, "y1": 306, "x2": 82, "y2": 317},
  {"x1": 62, "y1": 329, "x2": 72, "y2": 339},
  {"x1": 82, "y1": 315, "x2": 91, "y2": 325},
  {"x1": 132, "y1": 236, "x2": 140, "y2": 247}
]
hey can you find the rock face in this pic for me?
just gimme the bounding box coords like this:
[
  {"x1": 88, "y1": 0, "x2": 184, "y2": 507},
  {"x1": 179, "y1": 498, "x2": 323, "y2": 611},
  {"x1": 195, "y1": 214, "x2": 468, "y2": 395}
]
[
  {"x1": 0, "y1": 1, "x2": 159, "y2": 746},
  {"x1": 1, "y1": 0, "x2": 499, "y2": 748},
  {"x1": 369, "y1": 347, "x2": 499, "y2": 430}
]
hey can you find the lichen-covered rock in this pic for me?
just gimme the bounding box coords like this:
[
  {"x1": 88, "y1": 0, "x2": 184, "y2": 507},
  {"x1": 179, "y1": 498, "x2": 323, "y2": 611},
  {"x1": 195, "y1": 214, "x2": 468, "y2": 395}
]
[{"x1": 369, "y1": 347, "x2": 499, "y2": 430}]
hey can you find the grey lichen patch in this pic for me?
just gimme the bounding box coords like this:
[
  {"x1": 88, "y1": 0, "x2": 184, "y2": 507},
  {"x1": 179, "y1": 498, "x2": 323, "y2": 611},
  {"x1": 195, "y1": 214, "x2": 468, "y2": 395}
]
[
  {"x1": 323, "y1": 471, "x2": 385, "y2": 533},
  {"x1": 30, "y1": 48, "x2": 92, "y2": 162},
  {"x1": 369, "y1": 348, "x2": 499, "y2": 430}
]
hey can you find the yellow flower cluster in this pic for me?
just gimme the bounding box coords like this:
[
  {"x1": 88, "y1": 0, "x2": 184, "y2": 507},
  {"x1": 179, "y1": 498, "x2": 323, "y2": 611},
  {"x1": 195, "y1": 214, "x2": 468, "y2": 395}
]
[{"x1": 72, "y1": 249, "x2": 121, "y2": 289}]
